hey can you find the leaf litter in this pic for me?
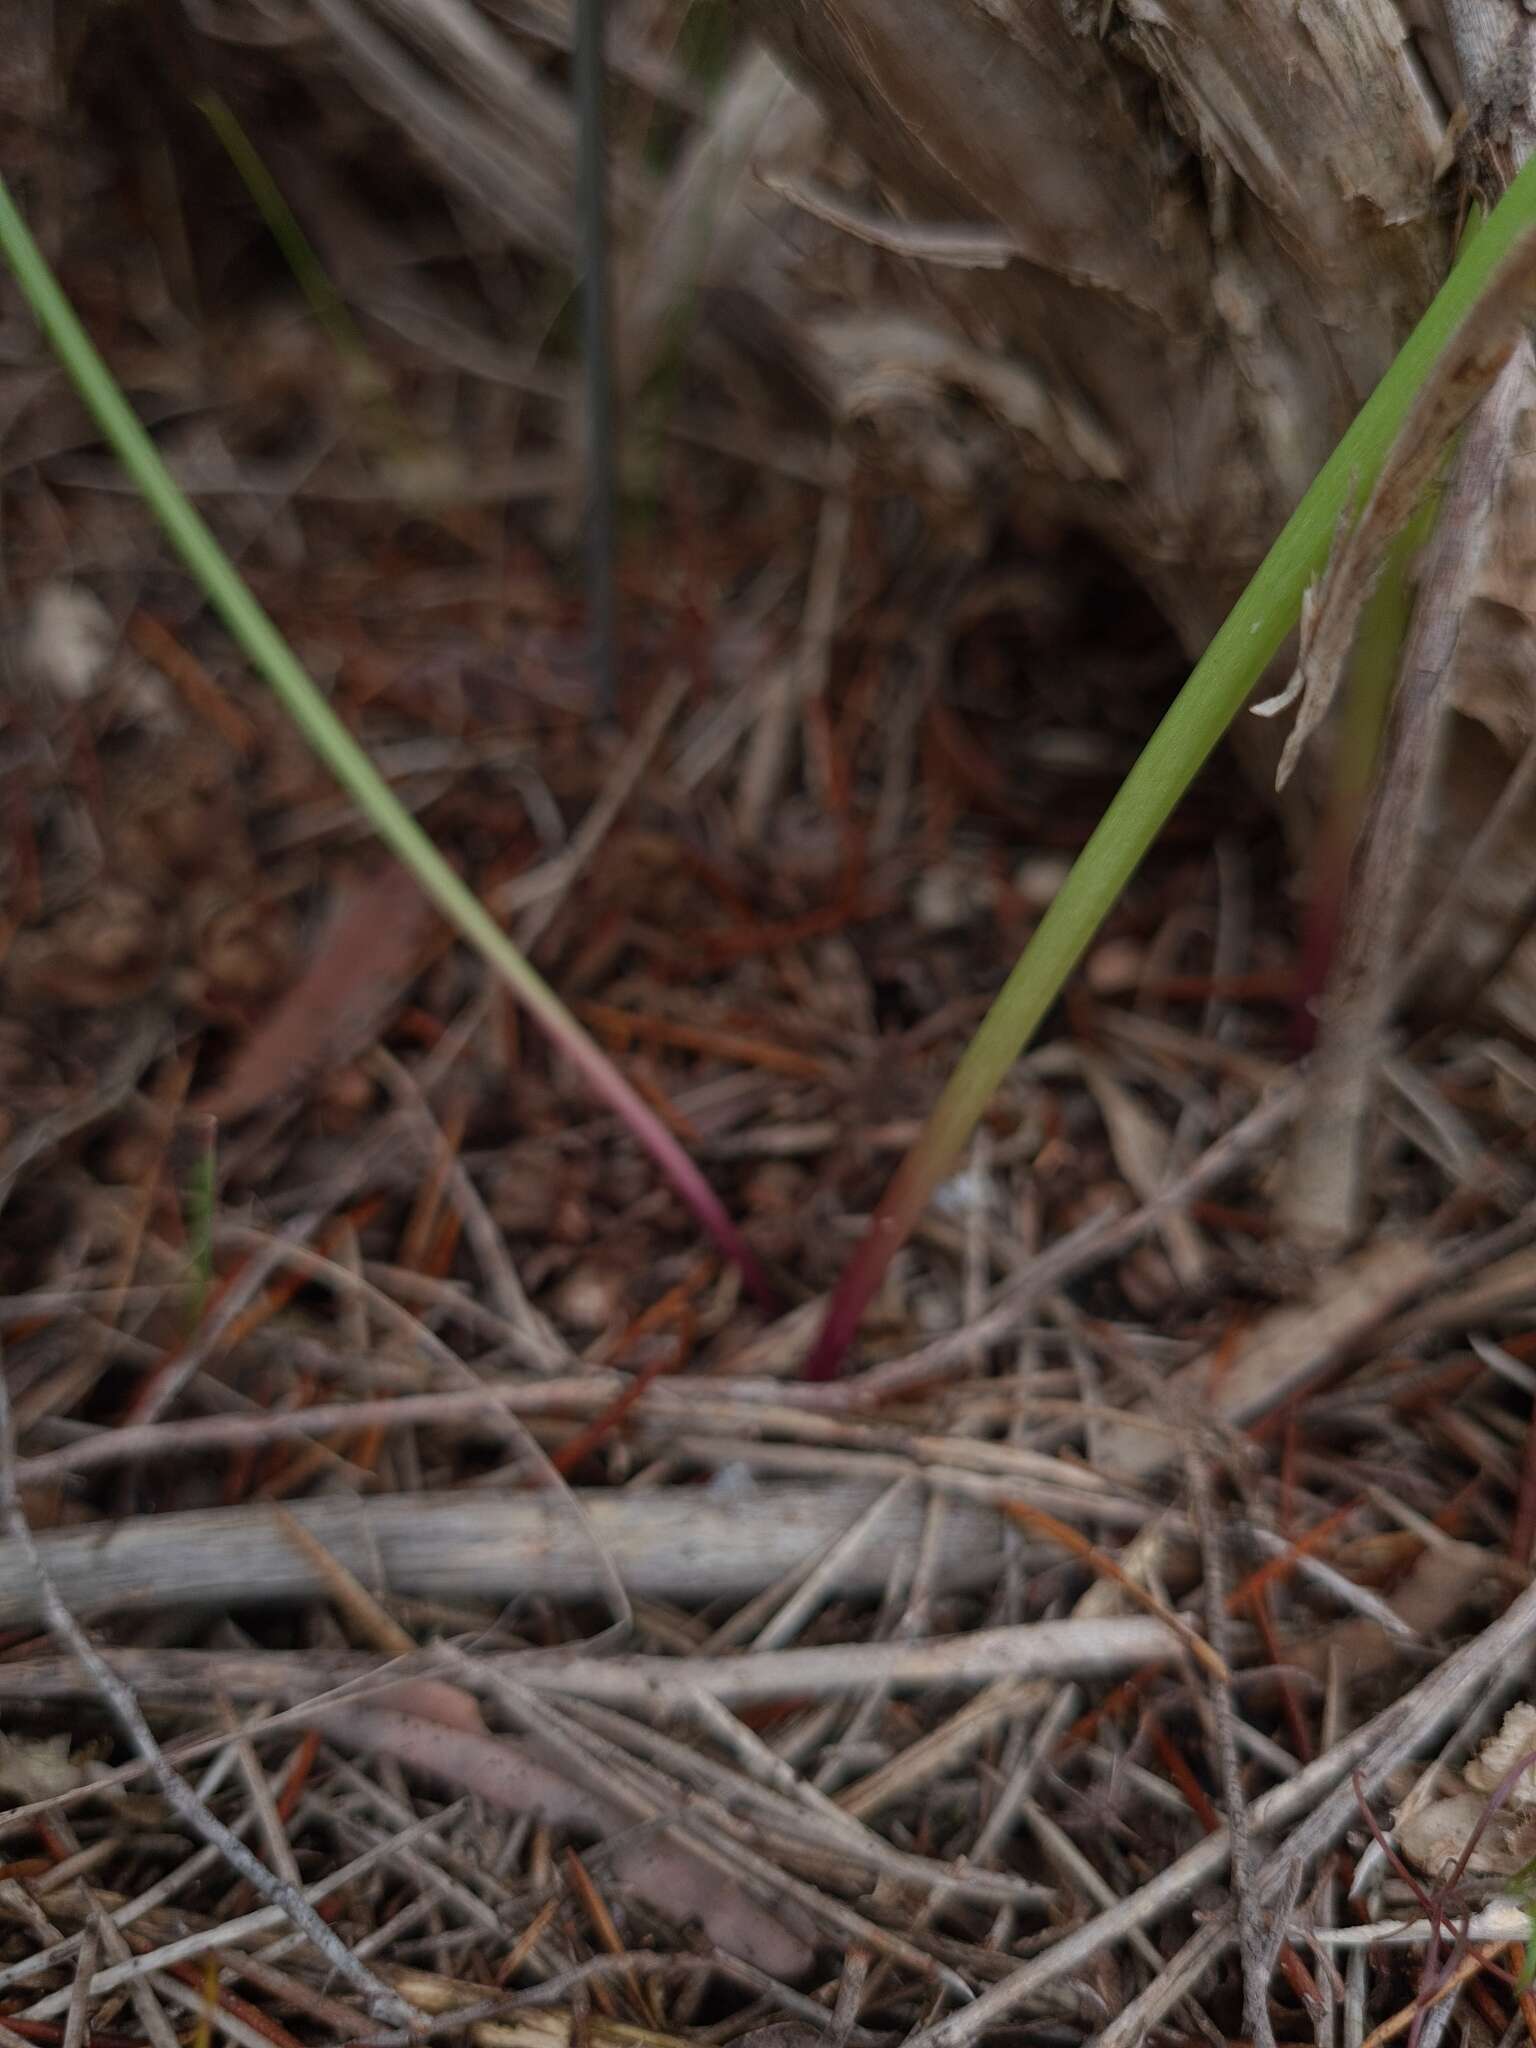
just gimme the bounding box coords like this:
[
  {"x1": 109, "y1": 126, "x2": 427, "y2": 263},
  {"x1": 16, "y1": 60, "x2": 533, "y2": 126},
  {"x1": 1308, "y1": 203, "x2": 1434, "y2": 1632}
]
[{"x1": 1, "y1": 13, "x2": 1536, "y2": 2048}]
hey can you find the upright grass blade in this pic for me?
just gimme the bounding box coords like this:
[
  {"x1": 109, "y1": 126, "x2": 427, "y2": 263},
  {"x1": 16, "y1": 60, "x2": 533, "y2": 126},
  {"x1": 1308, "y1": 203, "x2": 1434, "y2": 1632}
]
[
  {"x1": 194, "y1": 91, "x2": 384, "y2": 401},
  {"x1": 0, "y1": 172, "x2": 775, "y2": 1313},
  {"x1": 804, "y1": 164, "x2": 1536, "y2": 1380},
  {"x1": 575, "y1": 0, "x2": 619, "y2": 715}
]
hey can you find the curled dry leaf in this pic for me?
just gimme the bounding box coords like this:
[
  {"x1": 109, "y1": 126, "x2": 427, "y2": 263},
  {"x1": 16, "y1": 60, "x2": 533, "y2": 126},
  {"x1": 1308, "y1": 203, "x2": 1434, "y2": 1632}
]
[
  {"x1": 1463, "y1": 1701, "x2": 1536, "y2": 1804},
  {"x1": 1394, "y1": 1702, "x2": 1536, "y2": 1881},
  {"x1": 1396, "y1": 1797, "x2": 1536, "y2": 1881},
  {"x1": 1396, "y1": 1793, "x2": 1501, "y2": 1879}
]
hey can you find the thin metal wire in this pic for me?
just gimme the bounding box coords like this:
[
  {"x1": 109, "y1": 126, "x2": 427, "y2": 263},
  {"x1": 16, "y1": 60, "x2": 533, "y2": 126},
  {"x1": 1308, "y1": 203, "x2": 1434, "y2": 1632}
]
[{"x1": 575, "y1": 0, "x2": 618, "y2": 715}]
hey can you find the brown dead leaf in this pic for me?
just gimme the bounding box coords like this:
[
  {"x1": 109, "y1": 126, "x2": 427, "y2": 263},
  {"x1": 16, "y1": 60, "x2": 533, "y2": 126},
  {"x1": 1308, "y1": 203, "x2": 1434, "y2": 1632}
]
[
  {"x1": 327, "y1": 1705, "x2": 817, "y2": 1977},
  {"x1": 1464, "y1": 1702, "x2": 1536, "y2": 1804},
  {"x1": 1396, "y1": 1792, "x2": 1512, "y2": 1878},
  {"x1": 1394, "y1": 1705, "x2": 1536, "y2": 1881},
  {"x1": 198, "y1": 863, "x2": 436, "y2": 1122},
  {"x1": 1283, "y1": 1543, "x2": 1495, "y2": 1687}
]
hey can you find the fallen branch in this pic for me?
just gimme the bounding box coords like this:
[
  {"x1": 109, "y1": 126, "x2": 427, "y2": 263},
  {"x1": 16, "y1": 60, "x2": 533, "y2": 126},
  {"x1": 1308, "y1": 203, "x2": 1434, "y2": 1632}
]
[
  {"x1": 0, "y1": 1483, "x2": 1005, "y2": 1630},
  {"x1": 0, "y1": 1613, "x2": 1187, "y2": 1712}
]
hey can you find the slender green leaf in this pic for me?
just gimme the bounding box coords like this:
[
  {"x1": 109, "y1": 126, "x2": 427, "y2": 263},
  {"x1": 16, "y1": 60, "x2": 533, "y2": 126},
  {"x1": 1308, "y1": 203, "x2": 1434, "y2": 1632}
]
[
  {"x1": 806, "y1": 167, "x2": 1536, "y2": 1379},
  {"x1": 0, "y1": 172, "x2": 775, "y2": 1311}
]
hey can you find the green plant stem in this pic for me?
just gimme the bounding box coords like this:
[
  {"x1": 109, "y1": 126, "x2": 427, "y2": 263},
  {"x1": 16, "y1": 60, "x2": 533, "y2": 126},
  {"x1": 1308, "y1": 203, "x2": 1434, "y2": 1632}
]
[
  {"x1": 805, "y1": 168, "x2": 1536, "y2": 1380},
  {"x1": 574, "y1": 0, "x2": 619, "y2": 713},
  {"x1": 195, "y1": 92, "x2": 379, "y2": 393},
  {"x1": 0, "y1": 171, "x2": 775, "y2": 1313}
]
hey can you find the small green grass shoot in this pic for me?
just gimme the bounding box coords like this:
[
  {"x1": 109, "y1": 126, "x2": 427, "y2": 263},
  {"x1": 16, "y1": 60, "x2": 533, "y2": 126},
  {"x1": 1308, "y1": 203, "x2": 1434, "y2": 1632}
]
[
  {"x1": 803, "y1": 166, "x2": 1536, "y2": 1376},
  {"x1": 0, "y1": 170, "x2": 775, "y2": 1313}
]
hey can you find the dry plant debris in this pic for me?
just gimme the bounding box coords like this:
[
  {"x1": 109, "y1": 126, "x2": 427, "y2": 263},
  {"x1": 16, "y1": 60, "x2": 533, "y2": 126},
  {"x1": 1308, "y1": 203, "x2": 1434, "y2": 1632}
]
[{"x1": 2, "y1": 8, "x2": 1536, "y2": 2048}]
